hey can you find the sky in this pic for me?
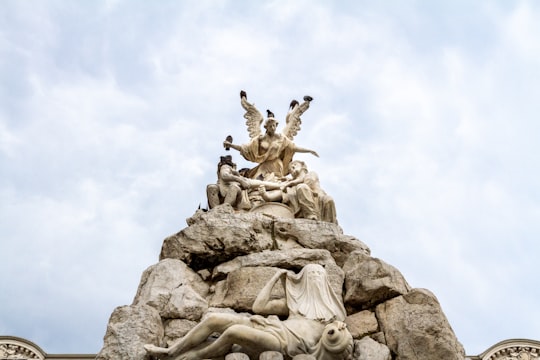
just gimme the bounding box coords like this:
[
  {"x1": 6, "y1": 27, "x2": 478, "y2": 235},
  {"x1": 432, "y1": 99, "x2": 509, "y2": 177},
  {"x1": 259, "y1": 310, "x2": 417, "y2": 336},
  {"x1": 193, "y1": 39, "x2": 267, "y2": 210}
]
[{"x1": 1, "y1": 0, "x2": 539, "y2": 356}]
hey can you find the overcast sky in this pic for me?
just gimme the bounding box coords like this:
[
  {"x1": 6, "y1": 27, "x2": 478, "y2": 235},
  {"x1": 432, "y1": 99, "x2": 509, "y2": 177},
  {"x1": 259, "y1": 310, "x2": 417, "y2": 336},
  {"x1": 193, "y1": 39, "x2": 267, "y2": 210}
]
[{"x1": 1, "y1": 0, "x2": 539, "y2": 356}]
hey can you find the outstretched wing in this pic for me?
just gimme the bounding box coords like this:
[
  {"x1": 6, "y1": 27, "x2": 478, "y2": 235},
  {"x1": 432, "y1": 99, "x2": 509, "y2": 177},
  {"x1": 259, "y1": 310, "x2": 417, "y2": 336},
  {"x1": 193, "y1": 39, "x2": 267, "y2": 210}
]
[
  {"x1": 282, "y1": 95, "x2": 313, "y2": 140},
  {"x1": 240, "y1": 90, "x2": 264, "y2": 139}
]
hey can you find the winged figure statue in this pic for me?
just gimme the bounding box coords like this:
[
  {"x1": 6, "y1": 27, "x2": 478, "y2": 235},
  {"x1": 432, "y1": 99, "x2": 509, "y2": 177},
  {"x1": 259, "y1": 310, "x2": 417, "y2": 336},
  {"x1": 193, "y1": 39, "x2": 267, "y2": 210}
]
[{"x1": 223, "y1": 90, "x2": 319, "y2": 180}]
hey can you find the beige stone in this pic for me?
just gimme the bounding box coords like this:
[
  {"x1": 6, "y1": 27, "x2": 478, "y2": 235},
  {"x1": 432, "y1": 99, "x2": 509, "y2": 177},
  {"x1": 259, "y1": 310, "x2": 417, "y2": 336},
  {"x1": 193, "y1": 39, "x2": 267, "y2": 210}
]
[
  {"x1": 132, "y1": 259, "x2": 209, "y2": 318},
  {"x1": 293, "y1": 355, "x2": 317, "y2": 360},
  {"x1": 214, "y1": 267, "x2": 286, "y2": 312},
  {"x1": 163, "y1": 319, "x2": 197, "y2": 347},
  {"x1": 212, "y1": 248, "x2": 337, "y2": 279},
  {"x1": 343, "y1": 251, "x2": 410, "y2": 311},
  {"x1": 225, "y1": 352, "x2": 250, "y2": 360},
  {"x1": 144, "y1": 265, "x2": 349, "y2": 360},
  {"x1": 272, "y1": 218, "x2": 370, "y2": 267},
  {"x1": 260, "y1": 351, "x2": 284, "y2": 360},
  {"x1": 163, "y1": 285, "x2": 208, "y2": 320},
  {"x1": 353, "y1": 337, "x2": 391, "y2": 360},
  {"x1": 163, "y1": 207, "x2": 369, "y2": 271},
  {"x1": 375, "y1": 288, "x2": 465, "y2": 360},
  {"x1": 96, "y1": 305, "x2": 163, "y2": 360},
  {"x1": 161, "y1": 207, "x2": 274, "y2": 269},
  {"x1": 345, "y1": 310, "x2": 378, "y2": 339},
  {"x1": 210, "y1": 261, "x2": 344, "y2": 311},
  {"x1": 369, "y1": 332, "x2": 386, "y2": 345}
]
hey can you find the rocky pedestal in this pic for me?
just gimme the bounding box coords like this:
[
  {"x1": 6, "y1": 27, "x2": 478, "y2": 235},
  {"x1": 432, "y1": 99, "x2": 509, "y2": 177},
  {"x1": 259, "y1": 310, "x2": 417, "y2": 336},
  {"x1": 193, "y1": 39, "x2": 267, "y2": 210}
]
[{"x1": 96, "y1": 204, "x2": 465, "y2": 360}]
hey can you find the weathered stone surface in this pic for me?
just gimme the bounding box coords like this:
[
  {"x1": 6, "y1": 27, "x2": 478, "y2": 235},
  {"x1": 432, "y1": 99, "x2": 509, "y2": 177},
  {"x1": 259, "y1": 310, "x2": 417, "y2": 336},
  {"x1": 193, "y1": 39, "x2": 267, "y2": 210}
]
[
  {"x1": 163, "y1": 319, "x2": 197, "y2": 347},
  {"x1": 369, "y1": 332, "x2": 386, "y2": 346},
  {"x1": 272, "y1": 218, "x2": 370, "y2": 267},
  {"x1": 97, "y1": 202, "x2": 466, "y2": 360},
  {"x1": 132, "y1": 259, "x2": 209, "y2": 318},
  {"x1": 160, "y1": 206, "x2": 274, "y2": 269},
  {"x1": 343, "y1": 251, "x2": 410, "y2": 311},
  {"x1": 292, "y1": 355, "x2": 316, "y2": 360},
  {"x1": 210, "y1": 267, "x2": 285, "y2": 311},
  {"x1": 375, "y1": 288, "x2": 465, "y2": 360},
  {"x1": 353, "y1": 337, "x2": 391, "y2": 360},
  {"x1": 96, "y1": 305, "x2": 163, "y2": 360},
  {"x1": 212, "y1": 248, "x2": 337, "y2": 279},
  {"x1": 225, "y1": 352, "x2": 250, "y2": 360},
  {"x1": 161, "y1": 207, "x2": 370, "y2": 270},
  {"x1": 163, "y1": 285, "x2": 208, "y2": 320},
  {"x1": 211, "y1": 262, "x2": 345, "y2": 311},
  {"x1": 260, "y1": 351, "x2": 284, "y2": 360},
  {"x1": 345, "y1": 310, "x2": 378, "y2": 339}
]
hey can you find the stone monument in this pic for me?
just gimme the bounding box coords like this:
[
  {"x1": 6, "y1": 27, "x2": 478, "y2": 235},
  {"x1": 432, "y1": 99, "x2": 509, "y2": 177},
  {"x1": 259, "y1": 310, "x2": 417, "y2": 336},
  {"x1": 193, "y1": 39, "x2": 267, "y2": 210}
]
[{"x1": 96, "y1": 91, "x2": 466, "y2": 360}]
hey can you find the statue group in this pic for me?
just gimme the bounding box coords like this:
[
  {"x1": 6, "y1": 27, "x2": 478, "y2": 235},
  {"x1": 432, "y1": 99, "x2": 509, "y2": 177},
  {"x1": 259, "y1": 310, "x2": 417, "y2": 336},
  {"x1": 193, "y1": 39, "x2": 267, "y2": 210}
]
[
  {"x1": 145, "y1": 91, "x2": 353, "y2": 360},
  {"x1": 144, "y1": 92, "x2": 351, "y2": 360},
  {"x1": 145, "y1": 264, "x2": 353, "y2": 360},
  {"x1": 207, "y1": 91, "x2": 337, "y2": 224}
]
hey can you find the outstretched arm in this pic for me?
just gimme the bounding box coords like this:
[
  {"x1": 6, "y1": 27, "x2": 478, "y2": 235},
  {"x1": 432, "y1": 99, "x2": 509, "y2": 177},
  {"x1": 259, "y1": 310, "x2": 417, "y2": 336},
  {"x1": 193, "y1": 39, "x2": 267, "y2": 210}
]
[
  {"x1": 223, "y1": 140, "x2": 241, "y2": 152},
  {"x1": 281, "y1": 172, "x2": 306, "y2": 189},
  {"x1": 293, "y1": 145, "x2": 319, "y2": 157},
  {"x1": 252, "y1": 269, "x2": 289, "y2": 316},
  {"x1": 220, "y1": 166, "x2": 249, "y2": 188}
]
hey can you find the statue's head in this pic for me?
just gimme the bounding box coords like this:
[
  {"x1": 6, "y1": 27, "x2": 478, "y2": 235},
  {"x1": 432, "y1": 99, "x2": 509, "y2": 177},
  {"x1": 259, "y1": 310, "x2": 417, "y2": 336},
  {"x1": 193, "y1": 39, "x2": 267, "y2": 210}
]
[
  {"x1": 219, "y1": 155, "x2": 235, "y2": 168},
  {"x1": 301, "y1": 263, "x2": 326, "y2": 283},
  {"x1": 238, "y1": 168, "x2": 250, "y2": 177},
  {"x1": 264, "y1": 118, "x2": 278, "y2": 134},
  {"x1": 288, "y1": 160, "x2": 307, "y2": 176}
]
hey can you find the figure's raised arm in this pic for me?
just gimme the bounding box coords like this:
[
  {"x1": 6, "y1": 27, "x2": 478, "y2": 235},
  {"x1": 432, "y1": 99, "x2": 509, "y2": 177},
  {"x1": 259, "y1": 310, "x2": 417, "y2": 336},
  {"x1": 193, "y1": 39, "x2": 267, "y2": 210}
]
[
  {"x1": 223, "y1": 139, "x2": 241, "y2": 152},
  {"x1": 252, "y1": 269, "x2": 289, "y2": 316}
]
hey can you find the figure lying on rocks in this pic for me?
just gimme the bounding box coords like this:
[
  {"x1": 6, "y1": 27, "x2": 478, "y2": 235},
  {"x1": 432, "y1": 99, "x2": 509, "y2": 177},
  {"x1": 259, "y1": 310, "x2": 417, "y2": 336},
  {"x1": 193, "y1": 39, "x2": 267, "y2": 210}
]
[{"x1": 144, "y1": 264, "x2": 352, "y2": 360}]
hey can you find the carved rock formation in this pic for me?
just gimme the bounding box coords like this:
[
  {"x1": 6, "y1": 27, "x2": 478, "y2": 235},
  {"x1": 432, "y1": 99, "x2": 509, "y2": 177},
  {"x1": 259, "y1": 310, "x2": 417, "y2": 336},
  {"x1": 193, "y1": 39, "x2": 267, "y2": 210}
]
[{"x1": 97, "y1": 207, "x2": 465, "y2": 359}]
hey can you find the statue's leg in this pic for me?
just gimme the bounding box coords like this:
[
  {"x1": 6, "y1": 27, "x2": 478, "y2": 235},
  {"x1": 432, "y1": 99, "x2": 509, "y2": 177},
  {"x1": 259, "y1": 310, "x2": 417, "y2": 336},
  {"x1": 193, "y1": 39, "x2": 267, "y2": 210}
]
[
  {"x1": 177, "y1": 324, "x2": 281, "y2": 360},
  {"x1": 295, "y1": 184, "x2": 318, "y2": 220},
  {"x1": 321, "y1": 196, "x2": 337, "y2": 224},
  {"x1": 207, "y1": 184, "x2": 220, "y2": 209},
  {"x1": 161, "y1": 313, "x2": 250, "y2": 357},
  {"x1": 223, "y1": 184, "x2": 241, "y2": 207}
]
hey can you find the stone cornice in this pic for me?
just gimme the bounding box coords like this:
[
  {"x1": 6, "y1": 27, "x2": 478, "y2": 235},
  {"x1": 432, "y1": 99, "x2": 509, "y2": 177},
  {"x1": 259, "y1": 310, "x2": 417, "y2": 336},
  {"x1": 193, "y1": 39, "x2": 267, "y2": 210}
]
[
  {"x1": 467, "y1": 339, "x2": 540, "y2": 360},
  {"x1": 0, "y1": 336, "x2": 94, "y2": 360}
]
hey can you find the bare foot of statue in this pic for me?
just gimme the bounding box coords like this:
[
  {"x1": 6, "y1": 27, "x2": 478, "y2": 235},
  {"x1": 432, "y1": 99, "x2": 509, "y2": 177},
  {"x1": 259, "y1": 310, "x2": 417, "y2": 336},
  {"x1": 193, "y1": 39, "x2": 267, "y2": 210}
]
[{"x1": 144, "y1": 344, "x2": 169, "y2": 356}]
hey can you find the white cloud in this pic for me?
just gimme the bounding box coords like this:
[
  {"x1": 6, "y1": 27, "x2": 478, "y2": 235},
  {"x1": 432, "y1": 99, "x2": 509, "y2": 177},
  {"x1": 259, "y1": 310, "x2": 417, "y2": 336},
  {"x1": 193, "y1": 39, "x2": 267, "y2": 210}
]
[{"x1": 1, "y1": 0, "x2": 540, "y2": 356}]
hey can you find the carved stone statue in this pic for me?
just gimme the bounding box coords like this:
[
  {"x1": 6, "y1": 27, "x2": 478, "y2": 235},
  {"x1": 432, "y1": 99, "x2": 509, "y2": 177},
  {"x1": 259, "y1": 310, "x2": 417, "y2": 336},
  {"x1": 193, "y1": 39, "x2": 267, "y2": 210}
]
[
  {"x1": 207, "y1": 155, "x2": 252, "y2": 210},
  {"x1": 207, "y1": 155, "x2": 284, "y2": 211},
  {"x1": 144, "y1": 264, "x2": 352, "y2": 360},
  {"x1": 259, "y1": 160, "x2": 337, "y2": 223},
  {"x1": 223, "y1": 91, "x2": 319, "y2": 180}
]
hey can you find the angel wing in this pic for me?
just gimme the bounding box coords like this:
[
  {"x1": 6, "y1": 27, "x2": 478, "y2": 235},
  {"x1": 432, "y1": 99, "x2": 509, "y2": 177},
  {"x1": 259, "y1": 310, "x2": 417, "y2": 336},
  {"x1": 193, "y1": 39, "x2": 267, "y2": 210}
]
[
  {"x1": 240, "y1": 90, "x2": 264, "y2": 139},
  {"x1": 282, "y1": 95, "x2": 313, "y2": 140}
]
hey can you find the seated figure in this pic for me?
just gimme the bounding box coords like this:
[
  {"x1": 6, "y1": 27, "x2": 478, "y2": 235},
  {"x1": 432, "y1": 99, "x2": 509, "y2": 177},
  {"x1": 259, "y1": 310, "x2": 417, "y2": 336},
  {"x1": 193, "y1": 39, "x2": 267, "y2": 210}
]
[
  {"x1": 207, "y1": 155, "x2": 252, "y2": 210},
  {"x1": 144, "y1": 264, "x2": 352, "y2": 360},
  {"x1": 259, "y1": 160, "x2": 337, "y2": 223},
  {"x1": 207, "y1": 155, "x2": 284, "y2": 211}
]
